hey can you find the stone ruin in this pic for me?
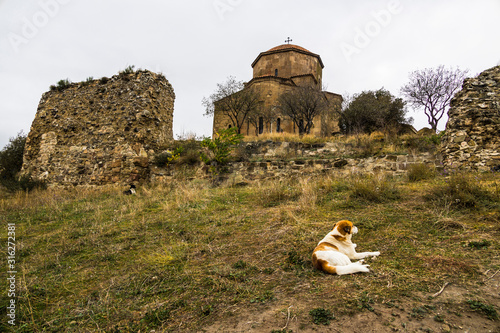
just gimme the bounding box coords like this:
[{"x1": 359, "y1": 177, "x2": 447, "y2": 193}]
[
  {"x1": 20, "y1": 70, "x2": 175, "y2": 185},
  {"x1": 441, "y1": 66, "x2": 500, "y2": 171}
]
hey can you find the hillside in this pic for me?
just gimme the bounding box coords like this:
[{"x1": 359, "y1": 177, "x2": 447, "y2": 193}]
[{"x1": 1, "y1": 161, "x2": 499, "y2": 332}]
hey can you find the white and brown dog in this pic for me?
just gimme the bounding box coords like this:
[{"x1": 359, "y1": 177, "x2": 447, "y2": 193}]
[{"x1": 312, "y1": 220, "x2": 380, "y2": 275}]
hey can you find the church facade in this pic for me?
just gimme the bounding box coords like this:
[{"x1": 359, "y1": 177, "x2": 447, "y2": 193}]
[{"x1": 213, "y1": 43, "x2": 342, "y2": 137}]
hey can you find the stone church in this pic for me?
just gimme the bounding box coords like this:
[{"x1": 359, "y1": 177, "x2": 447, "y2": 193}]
[{"x1": 213, "y1": 42, "x2": 342, "y2": 136}]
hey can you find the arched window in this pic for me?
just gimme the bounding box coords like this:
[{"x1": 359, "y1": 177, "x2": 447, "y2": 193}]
[
  {"x1": 276, "y1": 118, "x2": 281, "y2": 132},
  {"x1": 274, "y1": 69, "x2": 278, "y2": 77}
]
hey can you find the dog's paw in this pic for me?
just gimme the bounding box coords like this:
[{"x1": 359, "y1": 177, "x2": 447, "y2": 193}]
[
  {"x1": 355, "y1": 261, "x2": 369, "y2": 267},
  {"x1": 358, "y1": 264, "x2": 370, "y2": 272},
  {"x1": 371, "y1": 251, "x2": 380, "y2": 258}
]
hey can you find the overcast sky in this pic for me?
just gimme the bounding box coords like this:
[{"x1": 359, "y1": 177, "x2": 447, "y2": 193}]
[{"x1": 1, "y1": 0, "x2": 499, "y2": 149}]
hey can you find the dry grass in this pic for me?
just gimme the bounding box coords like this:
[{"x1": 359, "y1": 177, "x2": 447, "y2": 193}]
[
  {"x1": 243, "y1": 132, "x2": 331, "y2": 144},
  {"x1": 1, "y1": 171, "x2": 499, "y2": 332}
]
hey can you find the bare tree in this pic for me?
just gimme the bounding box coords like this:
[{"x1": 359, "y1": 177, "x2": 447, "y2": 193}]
[
  {"x1": 401, "y1": 65, "x2": 469, "y2": 132},
  {"x1": 275, "y1": 85, "x2": 329, "y2": 135},
  {"x1": 202, "y1": 76, "x2": 261, "y2": 134},
  {"x1": 246, "y1": 102, "x2": 277, "y2": 136}
]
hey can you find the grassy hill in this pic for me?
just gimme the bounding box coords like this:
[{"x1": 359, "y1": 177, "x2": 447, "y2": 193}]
[{"x1": 1, "y1": 161, "x2": 499, "y2": 332}]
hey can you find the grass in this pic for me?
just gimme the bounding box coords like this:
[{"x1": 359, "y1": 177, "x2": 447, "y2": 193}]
[{"x1": 0, "y1": 171, "x2": 499, "y2": 332}]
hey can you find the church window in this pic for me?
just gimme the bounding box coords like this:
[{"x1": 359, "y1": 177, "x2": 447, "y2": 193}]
[
  {"x1": 275, "y1": 69, "x2": 278, "y2": 77},
  {"x1": 276, "y1": 118, "x2": 281, "y2": 132}
]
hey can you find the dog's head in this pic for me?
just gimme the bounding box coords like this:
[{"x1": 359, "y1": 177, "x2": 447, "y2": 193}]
[{"x1": 331, "y1": 220, "x2": 358, "y2": 240}]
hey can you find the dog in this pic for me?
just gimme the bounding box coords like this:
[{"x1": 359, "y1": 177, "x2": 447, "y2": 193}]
[
  {"x1": 123, "y1": 184, "x2": 136, "y2": 195},
  {"x1": 312, "y1": 220, "x2": 380, "y2": 275}
]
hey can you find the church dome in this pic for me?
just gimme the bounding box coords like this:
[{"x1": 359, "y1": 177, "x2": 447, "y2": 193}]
[
  {"x1": 251, "y1": 43, "x2": 324, "y2": 69},
  {"x1": 267, "y1": 44, "x2": 312, "y2": 53}
]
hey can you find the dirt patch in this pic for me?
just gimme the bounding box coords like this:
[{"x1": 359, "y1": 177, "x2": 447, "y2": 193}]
[{"x1": 202, "y1": 275, "x2": 500, "y2": 333}]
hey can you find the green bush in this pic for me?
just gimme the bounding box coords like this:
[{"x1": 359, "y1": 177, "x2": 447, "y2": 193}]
[
  {"x1": 0, "y1": 132, "x2": 45, "y2": 192},
  {"x1": 200, "y1": 128, "x2": 243, "y2": 179}
]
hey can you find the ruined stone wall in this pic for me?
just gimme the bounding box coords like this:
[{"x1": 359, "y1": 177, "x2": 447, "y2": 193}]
[
  {"x1": 21, "y1": 70, "x2": 175, "y2": 185},
  {"x1": 150, "y1": 141, "x2": 442, "y2": 183},
  {"x1": 441, "y1": 66, "x2": 500, "y2": 171}
]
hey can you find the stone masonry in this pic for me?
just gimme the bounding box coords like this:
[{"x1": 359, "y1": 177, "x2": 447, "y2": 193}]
[
  {"x1": 441, "y1": 66, "x2": 500, "y2": 171},
  {"x1": 21, "y1": 70, "x2": 175, "y2": 185}
]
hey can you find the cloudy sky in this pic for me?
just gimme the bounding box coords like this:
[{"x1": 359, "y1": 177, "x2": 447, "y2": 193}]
[{"x1": 1, "y1": 0, "x2": 499, "y2": 148}]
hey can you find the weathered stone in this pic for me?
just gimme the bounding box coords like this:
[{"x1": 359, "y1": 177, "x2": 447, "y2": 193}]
[
  {"x1": 441, "y1": 66, "x2": 500, "y2": 171},
  {"x1": 21, "y1": 70, "x2": 175, "y2": 185}
]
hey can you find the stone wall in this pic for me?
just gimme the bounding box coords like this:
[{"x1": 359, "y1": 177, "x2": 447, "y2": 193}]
[
  {"x1": 441, "y1": 66, "x2": 500, "y2": 171},
  {"x1": 21, "y1": 70, "x2": 175, "y2": 185},
  {"x1": 150, "y1": 141, "x2": 442, "y2": 183}
]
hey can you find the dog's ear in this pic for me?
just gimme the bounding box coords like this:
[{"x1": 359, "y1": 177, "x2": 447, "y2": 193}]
[{"x1": 335, "y1": 220, "x2": 353, "y2": 236}]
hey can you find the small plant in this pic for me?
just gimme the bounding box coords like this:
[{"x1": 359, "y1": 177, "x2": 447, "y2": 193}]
[
  {"x1": 50, "y1": 78, "x2": 71, "y2": 91},
  {"x1": 407, "y1": 163, "x2": 436, "y2": 182},
  {"x1": 232, "y1": 260, "x2": 247, "y2": 269},
  {"x1": 200, "y1": 127, "x2": 243, "y2": 180},
  {"x1": 468, "y1": 240, "x2": 491, "y2": 249},
  {"x1": 283, "y1": 249, "x2": 307, "y2": 271},
  {"x1": 467, "y1": 300, "x2": 498, "y2": 320},
  {"x1": 250, "y1": 290, "x2": 275, "y2": 303},
  {"x1": 120, "y1": 65, "x2": 136, "y2": 74},
  {"x1": 171, "y1": 139, "x2": 203, "y2": 166},
  {"x1": 154, "y1": 147, "x2": 183, "y2": 167},
  {"x1": 81, "y1": 76, "x2": 94, "y2": 86},
  {"x1": 357, "y1": 292, "x2": 375, "y2": 312},
  {"x1": 309, "y1": 307, "x2": 335, "y2": 325}
]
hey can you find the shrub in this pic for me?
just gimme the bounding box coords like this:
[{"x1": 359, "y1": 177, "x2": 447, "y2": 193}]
[
  {"x1": 154, "y1": 148, "x2": 183, "y2": 167},
  {"x1": 0, "y1": 132, "x2": 45, "y2": 192},
  {"x1": 407, "y1": 163, "x2": 436, "y2": 182},
  {"x1": 50, "y1": 78, "x2": 72, "y2": 91},
  {"x1": 200, "y1": 128, "x2": 243, "y2": 174},
  {"x1": 426, "y1": 173, "x2": 495, "y2": 209},
  {"x1": 173, "y1": 139, "x2": 203, "y2": 166},
  {"x1": 349, "y1": 174, "x2": 400, "y2": 203},
  {"x1": 255, "y1": 179, "x2": 301, "y2": 207}
]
